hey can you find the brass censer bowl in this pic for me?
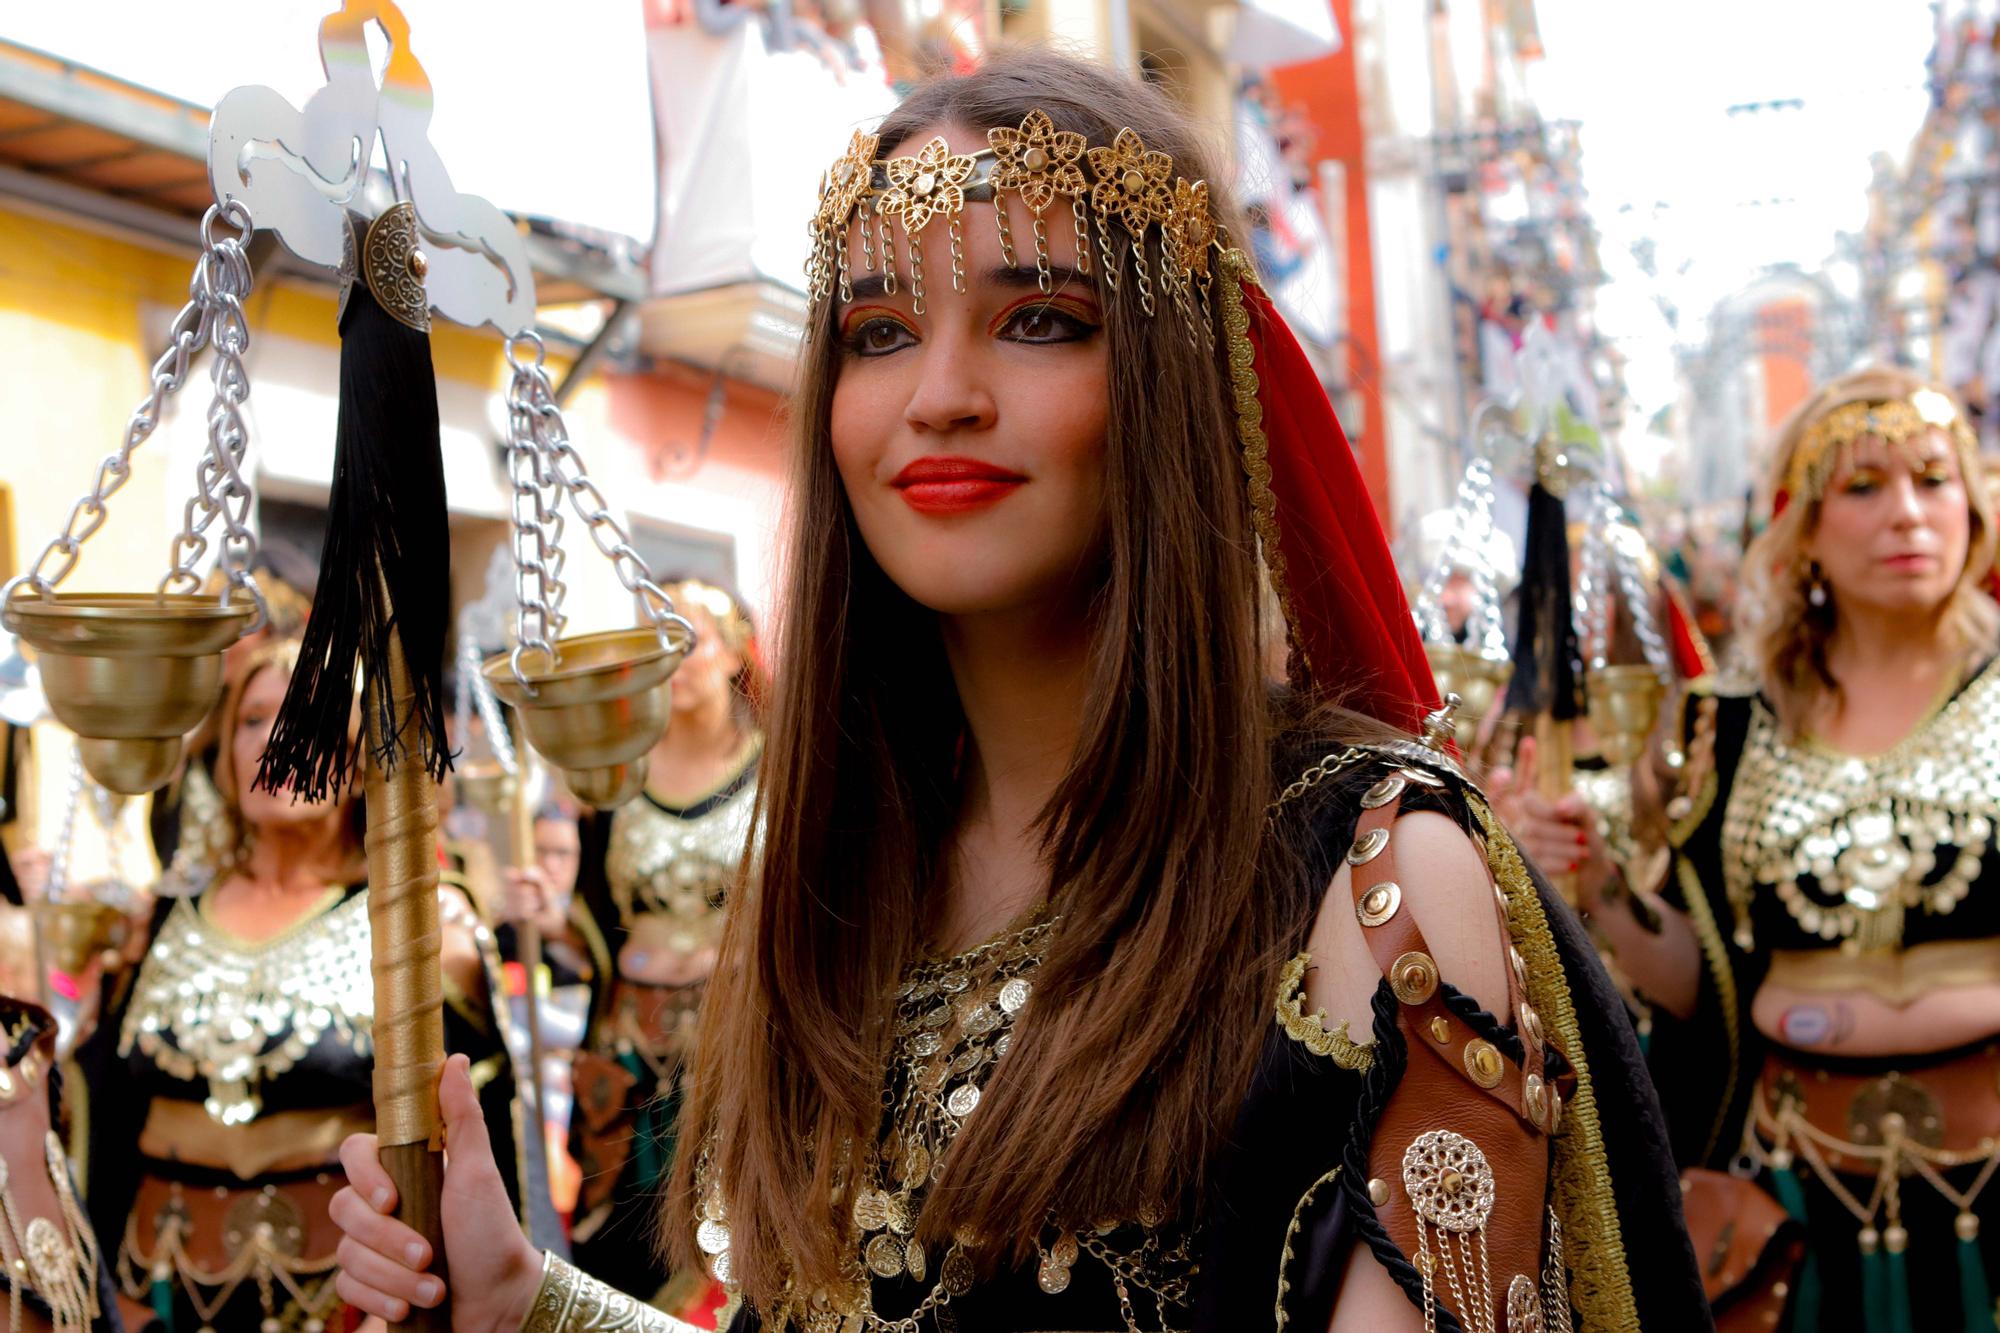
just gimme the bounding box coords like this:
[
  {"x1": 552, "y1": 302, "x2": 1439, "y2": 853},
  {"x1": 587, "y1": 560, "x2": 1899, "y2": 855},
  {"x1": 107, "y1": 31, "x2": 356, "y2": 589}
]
[
  {"x1": 482, "y1": 628, "x2": 684, "y2": 810},
  {"x1": 1425, "y1": 642, "x2": 1514, "y2": 733},
  {"x1": 35, "y1": 899, "x2": 127, "y2": 977},
  {"x1": 1586, "y1": 663, "x2": 1667, "y2": 767},
  {"x1": 454, "y1": 761, "x2": 515, "y2": 819},
  {"x1": 2, "y1": 593, "x2": 255, "y2": 793}
]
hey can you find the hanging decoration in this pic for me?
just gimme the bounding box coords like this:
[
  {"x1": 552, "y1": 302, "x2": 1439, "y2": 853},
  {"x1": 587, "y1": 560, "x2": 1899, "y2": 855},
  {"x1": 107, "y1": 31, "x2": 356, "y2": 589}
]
[{"x1": 6, "y1": 5, "x2": 696, "y2": 1328}]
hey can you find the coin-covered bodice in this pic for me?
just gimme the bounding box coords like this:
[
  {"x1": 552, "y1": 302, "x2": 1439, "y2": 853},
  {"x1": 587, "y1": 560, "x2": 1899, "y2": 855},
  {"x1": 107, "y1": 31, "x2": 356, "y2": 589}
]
[
  {"x1": 602, "y1": 747, "x2": 760, "y2": 959},
  {"x1": 1657, "y1": 657, "x2": 2000, "y2": 1171},
  {"x1": 1709, "y1": 656, "x2": 2000, "y2": 957},
  {"x1": 118, "y1": 888, "x2": 375, "y2": 1123}
]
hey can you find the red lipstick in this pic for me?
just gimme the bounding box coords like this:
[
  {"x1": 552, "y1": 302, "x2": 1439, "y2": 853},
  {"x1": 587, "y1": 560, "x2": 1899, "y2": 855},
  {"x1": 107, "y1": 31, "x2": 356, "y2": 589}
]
[{"x1": 891, "y1": 456, "x2": 1026, "y2": 514}]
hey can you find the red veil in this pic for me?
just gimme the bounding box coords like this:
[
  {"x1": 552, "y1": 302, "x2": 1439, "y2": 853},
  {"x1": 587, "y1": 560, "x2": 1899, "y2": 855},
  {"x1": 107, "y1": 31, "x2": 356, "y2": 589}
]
[{"x1": 1218, "y1": 258, "x2": 1440, "y2": 733}]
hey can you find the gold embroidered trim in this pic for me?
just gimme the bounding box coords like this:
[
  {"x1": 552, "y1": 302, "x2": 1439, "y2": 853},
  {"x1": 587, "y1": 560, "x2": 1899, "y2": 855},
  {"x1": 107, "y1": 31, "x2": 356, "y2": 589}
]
[
  {"x1": 1675, "y1": 855, "x2": 1741, "y2": 1164},
  {"x1": 1275, "y1": 953, "x2": 1374, "y2": 1071},
  {"x1": 1217, "y1": 246, "x2": 1313, "y2": 683},
  {"x1": 1274, "y1": 1164, "x2": 1341, "y2": 1330},
  {"x1": 1472, "y1": 799, "x2": 1640, "y2": 1333}
]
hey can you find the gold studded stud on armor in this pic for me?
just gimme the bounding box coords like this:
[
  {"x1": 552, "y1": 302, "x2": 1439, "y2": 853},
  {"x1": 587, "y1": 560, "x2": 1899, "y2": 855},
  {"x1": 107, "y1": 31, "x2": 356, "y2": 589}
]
[
  {"x1": 1348, "y1": 826, "x2": 1391, "y2": 866},
  {"x1": 1429, "y1": 1016, "x2": 1453, "y2": 1044},
  {"x1": 1368, "y1": 1178, "x2": 1391, "y2": 1207},
  {"x1": 1357, "y1": 881, "x2": 1402, "y2": 927},
  {"x1": 1524, "y1": 1073, "x2": 1548, "y2": 1126},
  {"x1": 1390, "y1": 951, "x2": 1440, "y2": 1005},
  {"x1": 1464, "y1": 1040, "x2": 1505, "y2": 1089},
  {"x1": 1360, "y1": 775, "x2": 1407, "y2": 809}
]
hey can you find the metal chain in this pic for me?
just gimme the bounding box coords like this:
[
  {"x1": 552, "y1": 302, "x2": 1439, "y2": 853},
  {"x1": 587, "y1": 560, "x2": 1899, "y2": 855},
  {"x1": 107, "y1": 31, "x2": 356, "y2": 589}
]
[
  {"x1": 1576, "y1": 484, "x2": 1670, "y2": 681},
  {"x1": 3, "y1": 203, "x2": 255, "y2": 606},
  {"x1": 1413, "y1": 454, "x2": 1508, "y2": 659},
  {"x1": 501, "y1": 332, "x2": 696, "y2": 688},
  {"x1": 456, "y1": 624, "x2": 519, "y2": 776},
  {"x1": 1575, "y1": 482, "x2": 1616, "y2": 671},
  {"x1": 160, "y1": 201, "x2": 267, "y2": 630},
  {"x1": 503, "y1": 337, "x2": 572, "y2": 681},
  {"x1": 1609, "y1": 518, "x2": 1672, "y2": 681},
  {"x1": 42, "y1": 745, "x2": 86, "y2": 902}
]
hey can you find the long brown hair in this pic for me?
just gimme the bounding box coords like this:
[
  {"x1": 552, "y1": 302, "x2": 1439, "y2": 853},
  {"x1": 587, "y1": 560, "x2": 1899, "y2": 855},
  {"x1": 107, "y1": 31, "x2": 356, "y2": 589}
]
[
  {"x1": 1741, "y1": 366, "x2": 1999, "y2": 732},
  {"x1": 667, "y1": 49, "x2": 1333, "y2": 1300}
]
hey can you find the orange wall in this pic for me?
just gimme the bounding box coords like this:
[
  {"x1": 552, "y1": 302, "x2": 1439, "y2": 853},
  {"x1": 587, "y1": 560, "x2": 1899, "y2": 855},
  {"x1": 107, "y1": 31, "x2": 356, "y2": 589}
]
[
  {"x1": 1272, "y1": 0, "x2": 1392, "y2": 530},
  {"x1": 1758, "y1": 297, "x2": 1813, "y2": 428},
  {"x1": 605, "y1": 361, "x2": 788, "y2": 485}
]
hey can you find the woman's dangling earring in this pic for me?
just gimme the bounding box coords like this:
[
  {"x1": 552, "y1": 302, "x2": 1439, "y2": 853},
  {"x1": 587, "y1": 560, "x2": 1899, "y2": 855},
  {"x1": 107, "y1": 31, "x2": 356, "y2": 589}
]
[{"x1": 1806, "y1": 562, "x2": 1829, "y2": 609}]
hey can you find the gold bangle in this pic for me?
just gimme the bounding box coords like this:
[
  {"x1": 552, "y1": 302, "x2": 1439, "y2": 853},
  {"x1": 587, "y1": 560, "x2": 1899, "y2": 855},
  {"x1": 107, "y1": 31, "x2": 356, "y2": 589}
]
[{"x1": 520, "y1": 1250, "x2": 705, "y2": 1333}]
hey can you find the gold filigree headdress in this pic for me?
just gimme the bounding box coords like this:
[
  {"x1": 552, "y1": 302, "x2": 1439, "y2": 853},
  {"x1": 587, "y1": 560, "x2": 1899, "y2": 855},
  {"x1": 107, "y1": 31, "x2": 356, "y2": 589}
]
[
  {"x1": 806, "y1": 113, "x2": 1222, "y2": 340},
  {"x1": 1782, "y1": 387, "x2": 1977, "y2": 510}
]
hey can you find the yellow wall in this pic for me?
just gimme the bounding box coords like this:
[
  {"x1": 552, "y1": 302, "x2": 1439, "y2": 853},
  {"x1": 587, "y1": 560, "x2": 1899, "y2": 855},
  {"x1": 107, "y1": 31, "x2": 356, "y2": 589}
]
[
  {"x1": 0, "y1": 203, "x2": 569, "y2": 871},
  {"x1": 0, "y1": 204, "x2": 525, "y2": 596}
]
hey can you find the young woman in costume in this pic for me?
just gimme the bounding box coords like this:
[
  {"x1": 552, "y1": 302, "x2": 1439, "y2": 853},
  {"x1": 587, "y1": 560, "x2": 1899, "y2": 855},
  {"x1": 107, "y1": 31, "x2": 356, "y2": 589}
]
[
  {"x1": 327, "y1": 50, "x2": 1704, "y2": 1333},
  {"x1": 1511, "y1": 366, "x2": 2000, "y2": 1332},
  {"x1": 502, "y1": 580, "x2": 765, "y2": 1309},
  {"x1": 72, "y1": 638, "x2": 524, "y2": 1332}
]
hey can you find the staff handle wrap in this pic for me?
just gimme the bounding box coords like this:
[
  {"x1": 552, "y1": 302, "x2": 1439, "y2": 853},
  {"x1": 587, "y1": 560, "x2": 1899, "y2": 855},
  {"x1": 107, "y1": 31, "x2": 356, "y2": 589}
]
[{"x1": 364, "y1": 622, "x2": 451, "y2": 1332}]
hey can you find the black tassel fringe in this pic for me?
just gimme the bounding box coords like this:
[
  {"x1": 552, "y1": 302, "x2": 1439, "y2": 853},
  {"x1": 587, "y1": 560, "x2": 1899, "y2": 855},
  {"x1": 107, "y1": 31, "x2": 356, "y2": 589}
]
[
  {"x1": 255, "y1": 275, "x2": 452, "y2": 801},
  {"x1": 1502, "y1": 480, "x2": 1582, "y2": 721}
]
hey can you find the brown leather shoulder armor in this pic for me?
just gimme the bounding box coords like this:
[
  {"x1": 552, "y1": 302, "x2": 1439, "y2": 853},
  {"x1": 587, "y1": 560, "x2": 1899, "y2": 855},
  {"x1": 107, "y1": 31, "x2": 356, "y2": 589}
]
[{"x1": 1347, "y1": 769, "x2": 1574, "y2": 1333}]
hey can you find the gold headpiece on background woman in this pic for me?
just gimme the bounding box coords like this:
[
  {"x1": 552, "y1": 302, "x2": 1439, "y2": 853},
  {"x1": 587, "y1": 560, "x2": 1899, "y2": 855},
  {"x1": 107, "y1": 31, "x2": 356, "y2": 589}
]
[
  {"x1": 807, "y1": 112, "x2": 1222, "y2": 342},
  {"x1": 1785, "y1": 388, "x2": 1977, "y2": 507},
  {"x1": 663, "y1": 580, "x2": 752, "y2": 652}
]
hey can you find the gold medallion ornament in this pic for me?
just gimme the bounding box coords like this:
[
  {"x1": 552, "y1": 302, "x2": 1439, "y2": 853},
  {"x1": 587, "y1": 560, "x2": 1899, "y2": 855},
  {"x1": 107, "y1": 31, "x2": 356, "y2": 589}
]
[
  {"x1": 1402, "y1": 1130, "x2": 1499, "y2": 1333},
  {"x1": 359, "y1": 201, "x2": 432, "y2": 333},
  {"x1": 1719, "y1": 658, "x2": 2000, "y2": 953},
  {"x1": 806, "y1": 109, "x2": 1231, "y2": 347}
]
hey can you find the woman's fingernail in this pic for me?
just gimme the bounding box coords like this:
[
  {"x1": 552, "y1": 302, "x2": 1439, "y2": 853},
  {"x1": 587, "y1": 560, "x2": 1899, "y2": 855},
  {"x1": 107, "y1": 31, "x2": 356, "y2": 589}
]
[
  {"x1": 1575, "y1": 830, "x2": 1587, "y2": 845},
  {"x1": 1568, "y1": 859, "x2": 1580, "y2": 872},
  {"x1": 389, "y1": 1300, "x2": 408, "y2": 1321},
  {"x1": 372, "y1": 1187, "x2": 393, "y2": 1211},
  {"x1": 417, "y1": 1278, "x2": 442, "y2": 1304},
  {"x1": 407, "y1": 1241, "x2": 427, "y2": 1267}
]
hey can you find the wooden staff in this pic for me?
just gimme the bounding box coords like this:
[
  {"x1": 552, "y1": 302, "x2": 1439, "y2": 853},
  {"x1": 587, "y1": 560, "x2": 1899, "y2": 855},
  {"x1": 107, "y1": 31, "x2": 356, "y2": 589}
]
[{"x1": 364, "y1": 623, "x2": 450, "y2": 1333}]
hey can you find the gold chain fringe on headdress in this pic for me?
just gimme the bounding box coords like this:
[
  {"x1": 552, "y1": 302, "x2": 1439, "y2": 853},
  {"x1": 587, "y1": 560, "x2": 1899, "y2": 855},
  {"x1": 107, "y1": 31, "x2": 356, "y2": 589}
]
[
  {"x1": 1785, "y1": 387, "x2": 1977, "y2": 507},
  {"x1": 807, "y1": 113, "x2": 1222, "y2": 344}
]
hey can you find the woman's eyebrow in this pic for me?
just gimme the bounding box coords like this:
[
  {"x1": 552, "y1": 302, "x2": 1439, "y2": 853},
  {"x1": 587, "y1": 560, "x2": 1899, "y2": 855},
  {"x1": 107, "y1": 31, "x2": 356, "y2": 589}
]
[
  {"x1": 844, "y1": 264, "x2": 1095, "y2": 303},
  {"x1": 850, "y1": 273, "x2": 894, "y2": 301},
  {"x1": 984, "y1": 264, "x2": 1090, "y2": 293}
]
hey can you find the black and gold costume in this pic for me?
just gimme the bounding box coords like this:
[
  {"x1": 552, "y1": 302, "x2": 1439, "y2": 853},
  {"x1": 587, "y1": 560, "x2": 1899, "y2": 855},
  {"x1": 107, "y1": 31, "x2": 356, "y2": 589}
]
[
  {"x1": 1653, "y1": 657, "x2": 2000, "y2": 1332},
  {"x1": 0, "y1": 998, "x2": 115, "y2": 1333},
  {"x1": 75, "y1": 883, "x2": 523, "y2": 1332},
  {"x1": 526, "y1": 745, "x2": 1707, "y2": 1333},
  {"x1": 568, "y1": 742, "x2": 760, "y2": 1306}
]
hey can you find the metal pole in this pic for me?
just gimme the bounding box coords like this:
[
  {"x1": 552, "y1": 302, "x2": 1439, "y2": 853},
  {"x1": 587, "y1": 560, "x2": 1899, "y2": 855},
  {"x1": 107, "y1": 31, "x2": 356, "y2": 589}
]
[{"x1": 507, "y1": 765, "x2": 548, "y2": 1163}]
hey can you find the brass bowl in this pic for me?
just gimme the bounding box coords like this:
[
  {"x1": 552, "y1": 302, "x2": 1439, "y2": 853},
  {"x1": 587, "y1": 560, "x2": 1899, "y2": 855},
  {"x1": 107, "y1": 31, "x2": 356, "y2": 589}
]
[
  {"x1": 34, "y1": 899, "x2": 125, "y2": 977},
  {"x1": 1425, "y1": 642, "x2": 1514, "y2": 731},
  {"x1": 455, "y1": 761, "x2": 515, "y2": 817},
  {"x1": 1587, "y1": 663, "x2": 1666, "y2": 767},
  {"x1": 2, "y1": 593, "x2": 255, "y2": 793},
  {"x1": 481, "y1": 629, "x2": 682, "y2": 810}
]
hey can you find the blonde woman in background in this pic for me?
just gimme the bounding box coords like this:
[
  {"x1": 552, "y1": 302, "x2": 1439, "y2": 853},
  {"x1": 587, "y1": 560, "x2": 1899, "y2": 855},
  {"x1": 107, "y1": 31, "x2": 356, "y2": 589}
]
[{"x1": 1510, "y1": 366, "x2": 2000, "y2": 1332}]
